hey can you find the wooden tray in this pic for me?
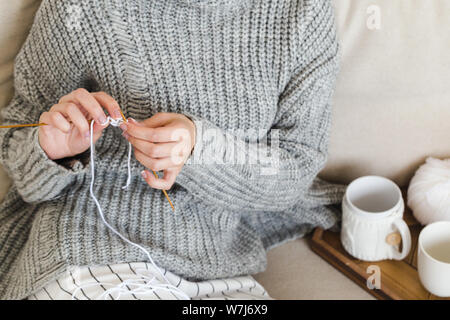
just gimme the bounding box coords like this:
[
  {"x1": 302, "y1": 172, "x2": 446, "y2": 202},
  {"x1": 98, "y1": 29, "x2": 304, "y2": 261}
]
[{"x1": 310, "y1": 193, "x2": 450, "y2": 300}]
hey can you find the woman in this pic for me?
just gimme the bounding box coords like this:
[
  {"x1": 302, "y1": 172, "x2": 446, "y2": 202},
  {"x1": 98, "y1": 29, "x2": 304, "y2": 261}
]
[{"x1": 0, "y1": 0, "x2": 344, "y2": 300}]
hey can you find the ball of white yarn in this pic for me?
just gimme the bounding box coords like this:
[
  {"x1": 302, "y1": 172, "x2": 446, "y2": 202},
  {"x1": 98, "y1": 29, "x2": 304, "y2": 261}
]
[{"x1": 407, "y1": 157, "x2": 450, "y2": 225}]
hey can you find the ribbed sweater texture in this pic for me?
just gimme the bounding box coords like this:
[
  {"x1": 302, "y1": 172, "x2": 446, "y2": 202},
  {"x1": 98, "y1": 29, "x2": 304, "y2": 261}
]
[{"x1": 0, "y1": 0, "x2": 345, "y2": 299}]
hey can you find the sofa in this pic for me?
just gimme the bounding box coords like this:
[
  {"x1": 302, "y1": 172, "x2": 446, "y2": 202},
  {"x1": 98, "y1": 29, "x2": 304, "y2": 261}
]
[{"x1": 1, "y1": 0, "x2": 449, "y2": 300}]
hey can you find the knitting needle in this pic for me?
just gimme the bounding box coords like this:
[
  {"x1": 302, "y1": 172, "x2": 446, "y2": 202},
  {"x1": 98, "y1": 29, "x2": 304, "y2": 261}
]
[
  {"x1": 152, "y1": 171, "x2": 175, "y2": 211},
  {"x1": 0, "y1": 119, "x2": 96, "y2": 128},
  {"x1": 118, "y1": 109, "x2": 175, "y2": 212},
  {"x1": 0, "y1": 123, "x2": 48, "y2": 128}
]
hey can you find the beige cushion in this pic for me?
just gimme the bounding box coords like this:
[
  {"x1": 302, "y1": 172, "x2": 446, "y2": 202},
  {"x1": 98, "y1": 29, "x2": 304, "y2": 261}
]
[
  {"x1": 0, "y1": 0, "x2": 41, "y2": 202},
  {"x1": 254, "y1": 238, "x2": 374, "y2": 299},
  {"x1": 321, "y1": 0, "x2": 450, "y2": 187}
]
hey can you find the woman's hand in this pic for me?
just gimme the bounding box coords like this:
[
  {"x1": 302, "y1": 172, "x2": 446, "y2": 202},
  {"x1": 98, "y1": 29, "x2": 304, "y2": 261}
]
[
  {"x1": 38, "y1": 89, "x2": 123, "y2": 160},
  {"x1": 121, "y1": 112, "x2": 196, "y2": 190}
]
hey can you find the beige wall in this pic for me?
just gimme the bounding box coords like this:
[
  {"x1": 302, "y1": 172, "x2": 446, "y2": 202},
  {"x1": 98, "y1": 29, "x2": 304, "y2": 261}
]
[{"x1": 321, "y1": 0, "x2": 450, "y2": 187}]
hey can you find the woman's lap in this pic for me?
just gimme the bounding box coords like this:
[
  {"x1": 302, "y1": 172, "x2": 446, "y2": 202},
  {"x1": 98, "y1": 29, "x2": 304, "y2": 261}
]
[{"x1": 27, "y1": 262, "x2": 271, "y2": 300}]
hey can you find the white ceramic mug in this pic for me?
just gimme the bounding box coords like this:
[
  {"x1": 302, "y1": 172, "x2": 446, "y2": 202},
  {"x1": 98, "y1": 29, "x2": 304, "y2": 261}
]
[
  {"x1": 341, "y1": 176, "x2": 412, "y2": 261},
  {"x1": 418, "y1": 221, "x2": 450, "y2": 297}
]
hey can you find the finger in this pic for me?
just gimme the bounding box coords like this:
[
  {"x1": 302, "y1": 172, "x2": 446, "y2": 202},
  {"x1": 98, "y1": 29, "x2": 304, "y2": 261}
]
[
  {"x1": 64, "y1": 103, "x2": 91, "y2": 138},
  {"x1": 53, "y1": 102, "x2": 107, "y2": 135},
  {"x1": 40, "y1": 111, "x2": 71, "y2": 133},
  {"x1": 126, "y1": 136, "x2": 180, "y2": 158},
  {"x1": 134, "y1": 148, "x2": 183, "y2": 171},
  {"x1": 125, "y1": 123, "x2": 180, "y2": 143},
  {"x1": 91, "y1": 91, "x2": 122, "y2": 120},
  {"x1": 60, "y1": 88, "x2": 108, "y2": 125},
  {"x1": 141, "y1": 168, "x2": 180, "y2": 190},
  {"x1": 140, "y1": 112, "x2": 177, "y2": 128}
]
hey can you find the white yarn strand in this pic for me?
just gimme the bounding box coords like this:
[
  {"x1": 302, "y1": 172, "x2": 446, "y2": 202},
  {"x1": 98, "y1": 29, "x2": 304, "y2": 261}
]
[
  {"x1": 123, "y1": 141, "x2": 132, "y2": 189},
  {"x1": 107, "y1": 117, "x2": 132, "y2": 189},
  {"x1": 82, "y1": 118, "x2": 190, "y2": 300}
]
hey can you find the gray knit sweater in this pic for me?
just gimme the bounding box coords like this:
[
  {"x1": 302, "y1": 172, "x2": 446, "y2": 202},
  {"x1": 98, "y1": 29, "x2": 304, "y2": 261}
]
[{"x1": 0, "y1": 0, "x2": 345, "y2": 299}]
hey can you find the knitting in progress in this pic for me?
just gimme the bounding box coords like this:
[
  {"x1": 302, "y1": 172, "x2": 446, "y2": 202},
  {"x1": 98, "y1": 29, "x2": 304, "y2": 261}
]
[
  {"x1": 0, "y1": 0, "x2": 346, "y2": 299},
  {"x1": 87, "y1": 118, "x2": 189, "y2": 300},
  {"x1": 0, "y1": 115, "x2": 175, "y2": 210}
]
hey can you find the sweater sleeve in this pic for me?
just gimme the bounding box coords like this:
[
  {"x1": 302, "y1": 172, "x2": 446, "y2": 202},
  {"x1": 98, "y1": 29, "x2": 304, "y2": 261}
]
[
  {"x1": 176, "y1": 0, "x2": 344, "y2": 213},
  {"x1": 0, "y1": 0, "x2": 90, "y2": 203}
]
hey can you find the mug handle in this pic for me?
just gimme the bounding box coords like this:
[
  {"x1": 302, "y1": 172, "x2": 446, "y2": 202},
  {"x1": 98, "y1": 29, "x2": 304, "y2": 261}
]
[{"x1": 390, "y1": 218, "x2": 412, "y2": 260}]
